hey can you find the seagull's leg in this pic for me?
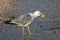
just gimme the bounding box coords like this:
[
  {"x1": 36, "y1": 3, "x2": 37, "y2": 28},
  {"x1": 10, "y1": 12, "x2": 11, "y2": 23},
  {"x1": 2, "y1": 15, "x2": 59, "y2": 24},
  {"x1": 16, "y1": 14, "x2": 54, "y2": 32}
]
[
  {"x1": 22, "y1": 26, "x2": 25, "y2": 35},
  {"x1": 27, "y1": 26, "x2": 33, "y2": 35},
  {"x1": 22, "y1": 26, "x2": 25, "y2": 40}
]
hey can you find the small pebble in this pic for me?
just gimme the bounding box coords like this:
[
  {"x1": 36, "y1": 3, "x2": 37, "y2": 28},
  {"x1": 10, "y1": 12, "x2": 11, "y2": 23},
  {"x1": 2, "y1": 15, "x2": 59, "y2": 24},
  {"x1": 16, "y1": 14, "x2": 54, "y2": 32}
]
[
  {"x1": 52, "y1": 31, "x2": 56, "y2": 33},
  {"x1": 39, "y1": 25, "x2": 43, "y2": 28}
]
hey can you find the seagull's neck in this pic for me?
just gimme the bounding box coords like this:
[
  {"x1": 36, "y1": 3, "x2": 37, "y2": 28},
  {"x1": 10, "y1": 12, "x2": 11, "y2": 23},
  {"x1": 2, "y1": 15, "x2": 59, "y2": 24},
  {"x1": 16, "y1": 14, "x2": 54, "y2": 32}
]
[
  {"x1": 29, "y1": 13, "x2": 38, "y2": 18},
  {"x1": 29, "y1": 13, "x2": 34, "y2": 18}
]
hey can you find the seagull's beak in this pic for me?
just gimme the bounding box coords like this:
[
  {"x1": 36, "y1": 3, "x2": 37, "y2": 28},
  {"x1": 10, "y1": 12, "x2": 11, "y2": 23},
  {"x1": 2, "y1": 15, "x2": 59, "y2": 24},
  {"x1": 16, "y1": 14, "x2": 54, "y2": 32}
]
[{"x1": 40, "y1": 14, "x2": 46, "y2": 19}]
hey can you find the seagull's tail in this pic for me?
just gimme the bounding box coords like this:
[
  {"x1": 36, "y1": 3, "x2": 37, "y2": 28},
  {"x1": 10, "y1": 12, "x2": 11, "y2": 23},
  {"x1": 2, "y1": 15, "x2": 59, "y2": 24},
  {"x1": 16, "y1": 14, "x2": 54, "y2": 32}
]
[
  {"x1": 3, "y1": 20, "x2": 17, "y2": 25},
  {"x1": 3, "y1": 16, "x2": 17, "y2": 25}
]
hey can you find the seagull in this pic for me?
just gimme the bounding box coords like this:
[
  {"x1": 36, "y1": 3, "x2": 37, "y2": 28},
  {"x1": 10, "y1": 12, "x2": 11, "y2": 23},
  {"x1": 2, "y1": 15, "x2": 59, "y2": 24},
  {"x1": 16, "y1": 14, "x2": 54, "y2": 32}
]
[{"x1": 4, "y1": 11, "x2": 46, "y2": 35}]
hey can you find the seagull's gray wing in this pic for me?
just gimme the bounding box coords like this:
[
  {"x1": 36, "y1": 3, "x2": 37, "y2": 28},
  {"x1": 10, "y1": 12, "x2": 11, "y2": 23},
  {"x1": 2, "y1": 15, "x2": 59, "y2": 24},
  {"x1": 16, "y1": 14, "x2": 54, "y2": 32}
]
[{"x1": 11, "y1": 14, "x2": 32, "y2": 25}]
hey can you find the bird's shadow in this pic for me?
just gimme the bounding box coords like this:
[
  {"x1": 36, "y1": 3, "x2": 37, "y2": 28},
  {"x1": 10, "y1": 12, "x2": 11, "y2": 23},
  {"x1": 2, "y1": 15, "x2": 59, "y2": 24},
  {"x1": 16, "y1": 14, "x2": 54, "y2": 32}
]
[{"x1": 45, "y1": 27, "x2": 60, "y2": 31}]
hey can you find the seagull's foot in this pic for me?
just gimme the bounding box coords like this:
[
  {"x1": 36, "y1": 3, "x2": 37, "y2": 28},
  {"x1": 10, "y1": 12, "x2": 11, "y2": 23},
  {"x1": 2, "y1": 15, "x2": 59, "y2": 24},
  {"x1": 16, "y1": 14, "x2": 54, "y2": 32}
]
[
  {"x1": 23, "y1": 33, "x2": 27, "y2": 35},
  {"x1": 23, "y1": 32, "x2": 33, "y2": 35},
  {"x1": 22, "y1": 32, "x2": 25, "y2": 35},
  {"x1": 28, "y1": 32, "x2": 33, "y2": 35}
]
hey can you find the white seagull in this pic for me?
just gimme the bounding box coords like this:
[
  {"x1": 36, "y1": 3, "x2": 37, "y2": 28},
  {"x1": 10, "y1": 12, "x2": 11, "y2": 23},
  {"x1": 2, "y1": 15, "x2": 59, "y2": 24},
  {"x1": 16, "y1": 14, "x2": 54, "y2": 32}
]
[{"x1": 4, "y1": 11, "x2": 46, "y2": 35}]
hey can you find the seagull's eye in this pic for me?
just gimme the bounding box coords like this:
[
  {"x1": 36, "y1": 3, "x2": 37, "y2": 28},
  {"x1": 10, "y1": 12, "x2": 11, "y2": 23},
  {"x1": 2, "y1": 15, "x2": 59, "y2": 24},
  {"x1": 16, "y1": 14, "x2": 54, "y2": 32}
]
[{"x1": 40, "y1": 14, "x2": 42, "y2": 16}]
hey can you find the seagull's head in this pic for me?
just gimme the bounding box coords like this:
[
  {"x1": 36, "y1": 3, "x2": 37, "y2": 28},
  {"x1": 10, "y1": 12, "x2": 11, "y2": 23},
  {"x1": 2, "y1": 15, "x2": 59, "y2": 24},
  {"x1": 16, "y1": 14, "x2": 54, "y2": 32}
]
[{"x1": 33, "y1": 11, "x2": 46, "y2": 19}]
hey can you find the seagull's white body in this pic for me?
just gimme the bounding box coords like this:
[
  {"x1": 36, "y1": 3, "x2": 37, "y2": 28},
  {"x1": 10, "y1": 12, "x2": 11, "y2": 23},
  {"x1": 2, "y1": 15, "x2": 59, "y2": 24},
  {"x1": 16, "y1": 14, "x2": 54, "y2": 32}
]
[{"x1": 10, "y1": 11, "x2": 41, "y2": 27}]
